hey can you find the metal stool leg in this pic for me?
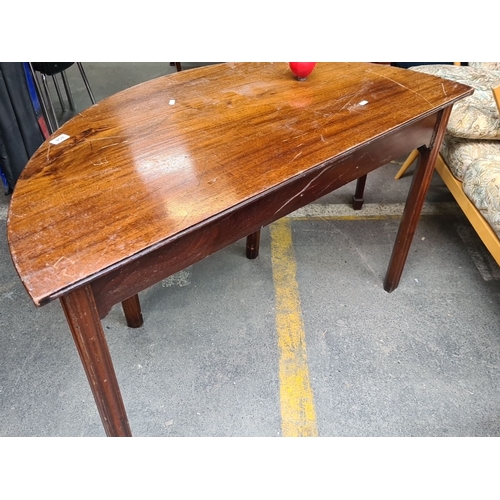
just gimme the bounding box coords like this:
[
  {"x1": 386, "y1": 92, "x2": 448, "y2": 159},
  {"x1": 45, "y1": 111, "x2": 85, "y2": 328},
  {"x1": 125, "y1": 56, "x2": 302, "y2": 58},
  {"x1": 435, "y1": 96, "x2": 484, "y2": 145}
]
[
  {"x1": 76, "y1": 63, "x2": 96, "y2": 104},
  {"x1": 51, "y1": 74, "x2": 66, "y2": 112},
  {"x1": 28, "y1": 63, "x2": 55, "y2": 135},
  {"x1": 38, "y1": 72, "x2": 59, "y2": 131},
  {"x1": 61, "y1": 70, "x2": 76, "y2": 111}
]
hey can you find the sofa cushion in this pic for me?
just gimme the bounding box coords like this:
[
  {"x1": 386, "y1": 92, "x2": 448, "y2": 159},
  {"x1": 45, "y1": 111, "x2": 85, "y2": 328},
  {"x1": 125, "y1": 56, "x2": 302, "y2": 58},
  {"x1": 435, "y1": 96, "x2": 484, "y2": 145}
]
[
  {"x1": 462, "y1": 157, "x2": 500, "y2": 236},
  {"x1": 469, "y1": 62, "x2": 500, "y2": 71},
  {"x1": 411, "y1": 65, "x2": 500, "y2": 140},
  {"x1": 411, "y1": 64, "x2": 500, "y2": 90},
  {"x1": 441, "y1": 135, "x2": 500, "y2": 180}
]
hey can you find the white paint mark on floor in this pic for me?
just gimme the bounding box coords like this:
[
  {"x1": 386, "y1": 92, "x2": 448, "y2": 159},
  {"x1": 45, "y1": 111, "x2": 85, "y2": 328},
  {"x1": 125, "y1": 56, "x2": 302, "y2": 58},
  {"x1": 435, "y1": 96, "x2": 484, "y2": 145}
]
[
  {"x1": 288, "y1": 202, "x2": 461, "y2": 219},
  {"x1": 161, "y1": 267, "x2": 192, "y2": 287}
]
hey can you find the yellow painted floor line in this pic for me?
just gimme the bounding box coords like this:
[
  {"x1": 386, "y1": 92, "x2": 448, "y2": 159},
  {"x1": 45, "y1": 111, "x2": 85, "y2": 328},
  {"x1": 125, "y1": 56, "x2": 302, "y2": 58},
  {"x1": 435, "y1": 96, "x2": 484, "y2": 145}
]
[{"x1": 270, "y1": 218, "x2": 318, "y2": 437}]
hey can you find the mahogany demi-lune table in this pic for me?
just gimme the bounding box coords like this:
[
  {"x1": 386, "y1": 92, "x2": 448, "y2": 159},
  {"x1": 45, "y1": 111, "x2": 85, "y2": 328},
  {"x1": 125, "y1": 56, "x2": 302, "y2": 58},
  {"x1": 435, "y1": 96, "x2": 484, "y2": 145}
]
[{"x1": 7, "y1": 63, "x2": 472, "y2": 436}]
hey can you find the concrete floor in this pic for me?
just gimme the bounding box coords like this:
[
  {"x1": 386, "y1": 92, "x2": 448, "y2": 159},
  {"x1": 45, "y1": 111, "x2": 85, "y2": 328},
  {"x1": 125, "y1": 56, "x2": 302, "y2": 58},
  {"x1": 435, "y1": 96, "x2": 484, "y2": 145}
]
[{"x1": 1, "y1": 63, "x2": 500, "y2": 437}]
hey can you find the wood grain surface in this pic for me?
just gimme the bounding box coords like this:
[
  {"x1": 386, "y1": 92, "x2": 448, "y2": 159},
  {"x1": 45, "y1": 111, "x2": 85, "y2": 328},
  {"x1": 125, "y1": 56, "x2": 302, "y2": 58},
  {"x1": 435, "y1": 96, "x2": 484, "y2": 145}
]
[{"x1": 7, "y1": 62, "x2": 472, "y2": 306}]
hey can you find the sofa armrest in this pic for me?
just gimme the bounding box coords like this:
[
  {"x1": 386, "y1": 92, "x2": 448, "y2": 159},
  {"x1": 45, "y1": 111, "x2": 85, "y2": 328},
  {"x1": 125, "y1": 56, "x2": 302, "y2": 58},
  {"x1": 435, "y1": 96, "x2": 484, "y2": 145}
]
[{"x1": 493, "y1": 83, "x2": 500, "y2": 114}]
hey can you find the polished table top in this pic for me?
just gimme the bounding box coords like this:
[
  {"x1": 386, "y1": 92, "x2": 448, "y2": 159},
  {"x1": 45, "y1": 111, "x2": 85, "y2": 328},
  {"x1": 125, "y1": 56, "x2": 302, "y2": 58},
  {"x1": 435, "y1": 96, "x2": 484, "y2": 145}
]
[{"x1": 8, "y1": 62, "x2": 472, "y2": 308}]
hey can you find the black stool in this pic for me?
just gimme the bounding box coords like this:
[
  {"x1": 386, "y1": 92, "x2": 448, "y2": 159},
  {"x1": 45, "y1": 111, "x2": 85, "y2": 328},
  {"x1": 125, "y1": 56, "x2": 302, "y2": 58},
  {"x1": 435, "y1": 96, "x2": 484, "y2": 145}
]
[{"x1": 30, "y1": 62, "x2": 96, "y2": 133}]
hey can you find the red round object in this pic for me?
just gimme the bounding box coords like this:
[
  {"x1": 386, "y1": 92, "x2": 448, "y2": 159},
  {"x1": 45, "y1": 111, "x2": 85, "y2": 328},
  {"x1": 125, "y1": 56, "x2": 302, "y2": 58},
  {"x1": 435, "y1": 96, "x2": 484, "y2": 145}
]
[{"x1": 289, "y1": 62, "x2": 316, "y2": 80}]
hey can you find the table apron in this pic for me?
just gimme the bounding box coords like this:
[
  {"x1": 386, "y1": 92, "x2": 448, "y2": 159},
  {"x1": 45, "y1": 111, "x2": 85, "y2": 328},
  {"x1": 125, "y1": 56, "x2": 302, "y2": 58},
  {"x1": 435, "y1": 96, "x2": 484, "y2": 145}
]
[{"x1": 89, "y1": 112, "x2": 439, "y2": 318}]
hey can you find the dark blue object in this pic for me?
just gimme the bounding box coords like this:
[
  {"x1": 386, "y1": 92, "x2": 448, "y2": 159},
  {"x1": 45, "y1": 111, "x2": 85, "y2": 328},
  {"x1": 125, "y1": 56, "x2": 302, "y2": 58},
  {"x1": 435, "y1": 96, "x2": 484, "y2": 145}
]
[
  {"x1": 392, "y1": 62, "x2": 457, "y2": 69},
  {"x1": 0, "y1": 63, "x2": 44, "y2": 191},
  {"x1": 0, "y1": 162, "x2": 10, "y2": 194}
]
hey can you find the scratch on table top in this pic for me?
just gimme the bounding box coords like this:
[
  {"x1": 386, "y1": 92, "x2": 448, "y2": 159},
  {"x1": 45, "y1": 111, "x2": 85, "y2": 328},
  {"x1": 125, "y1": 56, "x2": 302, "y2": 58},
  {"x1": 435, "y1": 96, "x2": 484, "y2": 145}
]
[
  {"x1": 339, "y1": 92, "x2": 362, "y2": 112},
  {"x1": 319, "y1": 91, "x2": 365, "y2": 122},
  {"x1": 85, "y1": 138, "x2": 128, "y2": 155},
  {"x1": 87, "y1": 136, "x2": 127, "y2": 142},
  {"x1": 52, "y1": 256, "x2": 64, "y2": 268},
  {"x1": 282, "y1": 151, "x2": 302, "y2": 168},
  {"x1": 366, "y1": 68, "x2": 434, "y2": 107},
  {"x1": 98, "y1": 141, "x2": 127, "y2": 150},
  {"x1": 93, "y1": 158, "x2": 108, "y2": 166}
]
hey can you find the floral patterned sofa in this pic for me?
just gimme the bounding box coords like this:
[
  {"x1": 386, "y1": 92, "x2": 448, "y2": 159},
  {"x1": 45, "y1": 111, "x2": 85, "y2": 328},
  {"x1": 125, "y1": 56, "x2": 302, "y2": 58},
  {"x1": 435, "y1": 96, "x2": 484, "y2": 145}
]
[{"x1": 398, "y1": 63, "x2": 500, "y2": 267}]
